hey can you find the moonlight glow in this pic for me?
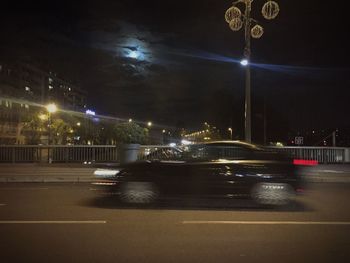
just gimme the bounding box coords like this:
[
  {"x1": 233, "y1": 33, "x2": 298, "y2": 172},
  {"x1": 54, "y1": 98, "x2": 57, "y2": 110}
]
[{"x1": 128, "y1": 50, "x2": 140, "y2": 59}]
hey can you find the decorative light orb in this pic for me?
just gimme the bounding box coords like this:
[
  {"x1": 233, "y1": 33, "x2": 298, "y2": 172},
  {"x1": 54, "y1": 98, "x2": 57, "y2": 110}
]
[
  {"x1": 262, "y1": 1, "x2": 280, "y2": 20},
  {"x1": 229, "y1": 18, "x2": 243, "y2": 31},
  {"x1": 225, "y1": 6, "x2": 242, "y2": 23},
  {"x1": 251, "y1": 24, "x2": 264, "y2": 39}
]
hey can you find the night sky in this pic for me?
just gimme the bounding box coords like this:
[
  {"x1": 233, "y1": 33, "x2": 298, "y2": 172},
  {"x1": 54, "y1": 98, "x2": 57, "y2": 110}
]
[{"x1": 1, "y1": 0, "x2": 349, "y2": 141}]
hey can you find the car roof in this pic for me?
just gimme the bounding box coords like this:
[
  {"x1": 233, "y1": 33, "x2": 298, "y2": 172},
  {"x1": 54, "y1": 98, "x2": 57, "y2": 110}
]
[{"x1": 191, "y1": 140, "x2": 262, "y2": 149}]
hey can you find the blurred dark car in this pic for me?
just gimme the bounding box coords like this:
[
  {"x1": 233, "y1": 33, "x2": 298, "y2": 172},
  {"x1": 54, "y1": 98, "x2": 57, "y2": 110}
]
[{"x1": 93, "y1": 141, "x2": 304, "y2": 206}]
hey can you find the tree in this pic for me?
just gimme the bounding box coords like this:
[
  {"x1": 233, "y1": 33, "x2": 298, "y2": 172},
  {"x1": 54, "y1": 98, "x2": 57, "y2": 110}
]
[
  {"x1": 113, "y1": 122, "x2": 149, "y2": 144},
  {"x1": 23, "y1": 114, "x2": 45, "y2": 144},
  {"x1": 50, "y1": 118, "x2": 72, "y2": 144}
]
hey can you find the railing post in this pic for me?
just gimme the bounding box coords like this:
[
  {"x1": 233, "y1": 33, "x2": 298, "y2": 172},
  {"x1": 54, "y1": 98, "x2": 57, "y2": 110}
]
[
  {"x1": 345, "y1": 148, "x2": 350, "y2": 163},
  {"x1": 65, "y1": 147, "x2": 68, "y2": 163},
  {"x1": 12, "y1": 147, "x2": 15, "y2": 163},
  {"x1": 39, "y1": 146, "x2": 42, "y2": 163}
]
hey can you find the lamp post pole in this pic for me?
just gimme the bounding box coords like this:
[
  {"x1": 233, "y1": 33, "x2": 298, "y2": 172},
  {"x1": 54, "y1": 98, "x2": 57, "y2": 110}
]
[
  {"x1": 225, "y1": 0, "x2": 280, "y2": 143},
  {"x1": 244, "y1": 0, "x2": 252, "y2": 143},
  {"x1": 48, "y1": 112, "x2": 52, "y2": 146},
  {"x1": 228, "y1": 128, "x2": 233, "y2": 140},
  {"x1": 45, "y1": 103, "x2": 57, "y2": 163},
  {"x1": 47, "y1": 112, "x2": 52, "y2": 163}
]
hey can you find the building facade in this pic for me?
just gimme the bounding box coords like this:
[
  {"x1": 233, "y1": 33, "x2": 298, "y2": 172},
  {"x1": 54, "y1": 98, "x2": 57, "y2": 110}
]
[
  {"x1": 0, "y1": 61, "x2": 87, "y2": 109},
  {"x1": 0, "y1": 60, "x2": 87, "y2": 144}
]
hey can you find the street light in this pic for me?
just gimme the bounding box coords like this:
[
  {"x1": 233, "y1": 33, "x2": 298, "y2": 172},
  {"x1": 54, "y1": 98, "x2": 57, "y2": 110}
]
[
  {"x1": 147, "y1": 121, "x2": 152, "y2": 127},
  {"x1": 45, "y1": 103, "x2": 57, "y2": 146},
  {"x1": 240, "y1": 59, "x2": 249, "y2": 66},
  {"x1": 228, "y1": 128, "x2": 233, "y2": 140},
  {"x1": 45, "y1": 103, "x2": 57, "y2": 164},
  {"x1": 46, "y1": 103, "x2": 57, "y2": 114},
  {"x1": 225, "y1": 0, "x2": 280, "y2": 143}
]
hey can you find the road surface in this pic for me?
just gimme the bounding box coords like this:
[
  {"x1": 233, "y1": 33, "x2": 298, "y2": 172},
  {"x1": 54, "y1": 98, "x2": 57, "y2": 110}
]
[{"x1": 0, "y1": 183, "x2": 350, "y2": 262}]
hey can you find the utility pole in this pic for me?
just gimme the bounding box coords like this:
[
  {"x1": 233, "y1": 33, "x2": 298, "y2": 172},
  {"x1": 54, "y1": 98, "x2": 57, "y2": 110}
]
[
  {"x1": 263, "y1": 97, "x2": 267, "y2": 145},
  {"x1": 244, "y1": 0, "x2": 252, "y2": 143},
  {"x1": 225, "y1": 0, "x2": 280, "y2": 143}
]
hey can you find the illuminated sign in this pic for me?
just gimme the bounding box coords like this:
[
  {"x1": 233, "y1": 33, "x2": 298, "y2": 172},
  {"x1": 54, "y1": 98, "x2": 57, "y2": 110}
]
[{"x1": 85, "y1": 110, "x2": 96, "y2": 116}]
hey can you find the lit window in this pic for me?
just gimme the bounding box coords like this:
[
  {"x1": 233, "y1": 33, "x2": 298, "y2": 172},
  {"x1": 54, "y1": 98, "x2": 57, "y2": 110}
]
[
  {"x1": 68, "y1": 87, "x2": 71, "y2": 91},
  {"x1": 25, "y1": 104, "x2": 29, "y2": 109},
  {"x1": 49, "y1": 77, "x2": 53, "y2": 84},
  {"x1": 49, "y1": 85, "x2": 53, "y2": 90},
  {"x1": 25, "y1": 86, "x2": 30, "y2": 92}
]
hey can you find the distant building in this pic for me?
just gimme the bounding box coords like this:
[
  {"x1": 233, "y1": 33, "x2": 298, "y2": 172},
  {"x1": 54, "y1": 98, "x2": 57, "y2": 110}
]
[
  {"x1": 0, "y1": 60, "x2": 87, "y2": 110},
  {"x1": 287, "y1": 128, "x2": 350, "y2": 147},
  {"x1": 0, "y1": 99, "x2": 34, "y2": 144},
  {"x1": 0, "y1": 60, "x2": 88, "y2": 144}
]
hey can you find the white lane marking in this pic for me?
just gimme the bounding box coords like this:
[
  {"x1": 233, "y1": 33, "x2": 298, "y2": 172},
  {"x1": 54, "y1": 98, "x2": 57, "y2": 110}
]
[
  {"x1": 0, "y1": 220, "x2": 106, "y2": 224},
  {"x1": 89, "y1": 188, "x2": 100, "y2": 191},
  {"x1": 182, "y1": 221, "x2": 350, "y2": 225},
  {"x1": 319, "y1": 170, "x2": 346, "y2": 174},
  {"x1": 0, "y1": 188, "x2": 49, "y2": 190}
]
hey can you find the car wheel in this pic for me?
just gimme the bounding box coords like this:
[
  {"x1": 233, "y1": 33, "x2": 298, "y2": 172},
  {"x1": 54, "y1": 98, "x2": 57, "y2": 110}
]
[
  {"x1": 120, "y1": 182, "x2": 159, "y2": 204},
  {"x1": 251, "y1": 183, "x2": 294, "y2": 206}
]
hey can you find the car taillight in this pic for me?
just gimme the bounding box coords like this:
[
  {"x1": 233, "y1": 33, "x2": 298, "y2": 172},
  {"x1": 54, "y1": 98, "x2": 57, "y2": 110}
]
[{"x1": 293, "y1": 159, "x2": 318, "y2": 166}]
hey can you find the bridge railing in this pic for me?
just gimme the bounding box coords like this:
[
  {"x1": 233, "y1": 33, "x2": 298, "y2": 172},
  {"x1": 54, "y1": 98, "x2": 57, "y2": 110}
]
[
  {"x1": 0, "y1": 145, "x2": 349, "y2": 164},
  {"x1": 0, "y1": 145, "x2": 118, "y2": 163},
  {"x1": 268, "y1": 146, "x2": 349, "y2": 164}
]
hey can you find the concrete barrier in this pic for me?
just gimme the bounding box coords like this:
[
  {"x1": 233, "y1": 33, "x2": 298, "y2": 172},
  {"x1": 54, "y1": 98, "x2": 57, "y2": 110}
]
[{"x1": 0, "y1": 164, "x2": 95, "y2": 183}]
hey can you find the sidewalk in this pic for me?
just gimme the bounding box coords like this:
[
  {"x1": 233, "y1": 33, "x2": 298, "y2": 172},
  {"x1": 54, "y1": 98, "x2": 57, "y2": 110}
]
[
  {"x1": 0, "y1": 163, "x2": 96, "y2": 183},
  {"x1": 302, "y1": 164, "x2": 350, "y2": 183}
]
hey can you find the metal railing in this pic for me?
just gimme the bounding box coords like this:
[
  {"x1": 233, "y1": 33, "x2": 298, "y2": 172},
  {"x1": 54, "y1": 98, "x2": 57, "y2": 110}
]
[
  {"x1": 0, "y1": 145, "x2": 118, "y2": 163},
  {"x1": 0, "y1": 145, "x2": 349, "y2": 164},
  {"x1": 268, "y1": 146, "x2": 349, "y2": 164}
]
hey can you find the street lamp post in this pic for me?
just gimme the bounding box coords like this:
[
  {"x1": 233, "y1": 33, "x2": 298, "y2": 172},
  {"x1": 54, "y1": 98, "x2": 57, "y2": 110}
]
[
  {"x1": 225, "y1": 0, "x2": 280, "y2": 143},
  {"x1": 228, "y1": 128, "x2": 233, "y2": 140},
  {"x1": 46, "y1": 103, "x2": 57, "y2": 145},
  {"x1": 45, "y1": 103, "x2": 57, "y2": 163}
]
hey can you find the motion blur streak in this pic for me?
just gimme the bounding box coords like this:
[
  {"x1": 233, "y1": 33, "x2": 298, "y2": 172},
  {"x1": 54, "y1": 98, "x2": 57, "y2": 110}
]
[
  {"x1": 0, "y1": 221, "x2": 107, "y2": 224},
  {"x1": 161, "y1": 48, "x2": 240, "y2": 64},
  {"x1": 164, "y1": 48, "x2": 350, "y2": 75},
  {"x1": 0, "y1": 97, "x2": 174, "y2": 129},
  {"x1": 182, "y1": 221, "x2": 350, "y2": 225}
]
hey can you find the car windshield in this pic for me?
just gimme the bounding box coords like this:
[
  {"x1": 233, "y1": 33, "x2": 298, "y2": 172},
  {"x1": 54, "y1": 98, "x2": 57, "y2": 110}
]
[
  {"x1": 142, "y1": 143, "x2": 266, "y2": 162},
  {"x1": 183, "y1": 144, "x2": 254, "y2": 161}
]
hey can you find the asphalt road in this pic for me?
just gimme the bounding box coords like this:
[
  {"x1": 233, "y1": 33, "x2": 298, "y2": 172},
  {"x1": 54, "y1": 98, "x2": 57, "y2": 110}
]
[{"x1": 1, "y1": 183, "x2": 350, "y2": 263}]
